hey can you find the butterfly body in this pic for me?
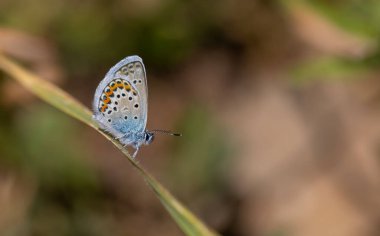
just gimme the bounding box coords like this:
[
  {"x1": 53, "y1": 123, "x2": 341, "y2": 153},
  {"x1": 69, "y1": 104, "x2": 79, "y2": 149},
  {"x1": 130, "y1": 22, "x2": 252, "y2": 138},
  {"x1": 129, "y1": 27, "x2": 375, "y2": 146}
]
[{"x1": 93, "y1": 56, "x2": 153, "y2": 158}]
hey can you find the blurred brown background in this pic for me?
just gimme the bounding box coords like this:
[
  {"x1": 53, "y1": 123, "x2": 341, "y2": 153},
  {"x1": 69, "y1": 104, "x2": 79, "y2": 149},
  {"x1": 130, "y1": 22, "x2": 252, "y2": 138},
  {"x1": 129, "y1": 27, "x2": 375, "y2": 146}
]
[{"x1": 1, "y1": 0, "x2": 380, "y2": 235}]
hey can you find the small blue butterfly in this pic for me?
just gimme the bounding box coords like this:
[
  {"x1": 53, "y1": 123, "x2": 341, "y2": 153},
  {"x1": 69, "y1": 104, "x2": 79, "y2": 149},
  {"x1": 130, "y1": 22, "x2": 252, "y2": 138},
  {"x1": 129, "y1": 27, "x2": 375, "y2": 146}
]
[{"x1": 93, "y1": 55, "x2": 180, "y2": 158}]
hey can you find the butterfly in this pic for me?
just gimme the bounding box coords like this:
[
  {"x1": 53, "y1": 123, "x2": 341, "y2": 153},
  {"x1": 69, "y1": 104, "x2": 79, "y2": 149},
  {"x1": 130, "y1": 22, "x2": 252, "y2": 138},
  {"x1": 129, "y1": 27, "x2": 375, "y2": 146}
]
[{"x1": 93, "y1": 55, "x2": 180, "y2": 158}]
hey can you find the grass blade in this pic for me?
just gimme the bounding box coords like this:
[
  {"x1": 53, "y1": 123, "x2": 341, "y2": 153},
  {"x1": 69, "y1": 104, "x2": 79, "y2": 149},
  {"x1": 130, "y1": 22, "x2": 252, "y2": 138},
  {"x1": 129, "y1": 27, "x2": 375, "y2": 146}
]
[{"x1": 0, "y1": 53, "x2": 220, "y2": 236}]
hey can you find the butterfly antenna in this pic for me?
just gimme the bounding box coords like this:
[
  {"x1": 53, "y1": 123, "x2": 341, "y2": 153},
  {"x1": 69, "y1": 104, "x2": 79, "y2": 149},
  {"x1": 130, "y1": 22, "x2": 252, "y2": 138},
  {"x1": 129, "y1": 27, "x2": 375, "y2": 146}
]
[{"x1": 151, "y1": 129, "x2": 182, "y2": 136}]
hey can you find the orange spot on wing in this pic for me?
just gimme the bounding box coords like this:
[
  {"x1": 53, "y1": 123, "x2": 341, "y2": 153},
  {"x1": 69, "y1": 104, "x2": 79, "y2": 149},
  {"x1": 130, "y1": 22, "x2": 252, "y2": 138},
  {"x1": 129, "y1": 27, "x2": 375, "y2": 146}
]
[
  {"x1": 104, "y1": 97, "x2": 111, "y2": 104},
  {"x1": 101, "y1": 104, "x2": 108, "y2": 112},
  {"x1": 124, "y1": 84, "x2": 130, "y2": 89}
]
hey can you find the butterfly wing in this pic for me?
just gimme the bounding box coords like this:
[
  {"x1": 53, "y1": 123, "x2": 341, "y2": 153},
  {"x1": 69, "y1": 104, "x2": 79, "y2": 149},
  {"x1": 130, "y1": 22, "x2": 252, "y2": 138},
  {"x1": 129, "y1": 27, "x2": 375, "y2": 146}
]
[{"x1": 93, "y1": 56, "x2": 148, "y2": 140}]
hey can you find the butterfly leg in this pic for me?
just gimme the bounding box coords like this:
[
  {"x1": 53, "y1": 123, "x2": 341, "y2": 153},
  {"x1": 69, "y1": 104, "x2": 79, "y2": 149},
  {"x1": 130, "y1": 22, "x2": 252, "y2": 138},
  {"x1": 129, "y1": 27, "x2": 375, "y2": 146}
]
[
  {"x1": 115, "y1": 133, "x2": 127, "y2": 141},
  {"x1": 132, "y1": 146, "x2": 139, "y2": 159}
]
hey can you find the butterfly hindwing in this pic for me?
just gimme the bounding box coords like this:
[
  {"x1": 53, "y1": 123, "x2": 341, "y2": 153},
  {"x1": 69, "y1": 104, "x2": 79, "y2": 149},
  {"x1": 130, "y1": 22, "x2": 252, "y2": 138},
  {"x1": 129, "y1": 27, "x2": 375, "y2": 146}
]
[{"x1": 93, "y1": 56, "x2": 148, "y2": 140}]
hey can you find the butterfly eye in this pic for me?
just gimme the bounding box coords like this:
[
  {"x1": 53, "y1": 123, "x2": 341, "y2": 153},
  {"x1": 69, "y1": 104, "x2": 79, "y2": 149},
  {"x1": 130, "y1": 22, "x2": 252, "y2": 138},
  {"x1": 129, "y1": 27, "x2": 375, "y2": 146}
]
[{"x1": 144, "y1": 133, "x2": 155, "y2": 144}]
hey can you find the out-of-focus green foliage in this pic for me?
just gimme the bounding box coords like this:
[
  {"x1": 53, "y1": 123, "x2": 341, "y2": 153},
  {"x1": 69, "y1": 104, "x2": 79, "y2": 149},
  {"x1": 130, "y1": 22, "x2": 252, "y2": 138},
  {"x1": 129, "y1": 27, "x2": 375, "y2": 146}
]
[
  {"x1": 170, "y1": 105, "x2": 230, "y2": 196},
  {"x1": 285, "y1": 0, "x2": 380, "y2": 82},
  {"x1": 291, "y1": 55, "x2": 380, "y2": 83},
  {"x1": 306, "y1": 0, "x2": 380, "y2": 39},
  {"x1": 15, "y1": 106, "x2": 97, "y2": 191},
  {"x1": 0, "y1": 0, "x2": 220, "y2": 73}
]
